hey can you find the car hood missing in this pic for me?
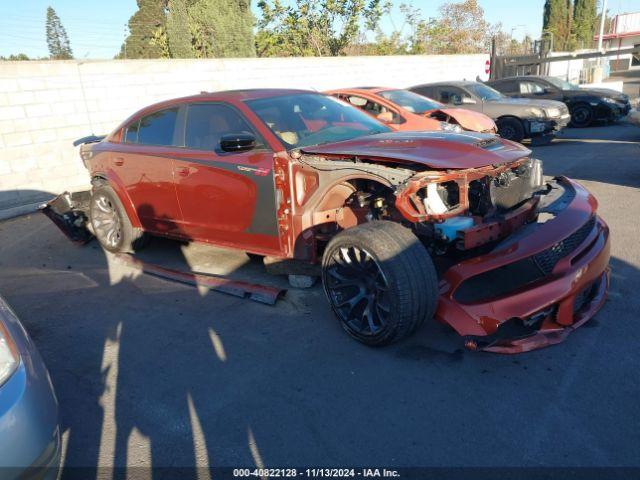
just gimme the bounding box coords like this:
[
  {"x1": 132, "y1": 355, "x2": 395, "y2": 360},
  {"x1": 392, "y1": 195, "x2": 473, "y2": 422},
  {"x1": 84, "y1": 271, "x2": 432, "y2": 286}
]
[{"x1": 300, "y1": 131, "x2": 531, "y2": 170}]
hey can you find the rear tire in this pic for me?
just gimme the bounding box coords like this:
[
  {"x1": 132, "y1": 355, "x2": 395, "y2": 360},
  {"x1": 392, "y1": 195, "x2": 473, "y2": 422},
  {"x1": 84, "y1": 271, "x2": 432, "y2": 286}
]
[
  {"x1": 90, "y1": 185, "x2": 148, "y2": 253},
  {"x1": 321, "y1": 221, "x2": 438, "y2": 346}
]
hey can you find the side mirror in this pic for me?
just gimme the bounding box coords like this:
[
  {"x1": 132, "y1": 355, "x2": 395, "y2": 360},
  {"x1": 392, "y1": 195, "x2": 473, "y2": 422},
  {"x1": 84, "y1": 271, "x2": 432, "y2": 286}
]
[
  {"x1": 543, "y1": 87, "x2": 555, "y2": 94},
  {"x1": 376, "y1": 111, "x2": 394, "y2": 123},
  {"x1": 220, "y1": 133, "x2": 256, "y2": 153},
  {"x1": 461, "y1": 97, "x2": 477, "y2": 105}
]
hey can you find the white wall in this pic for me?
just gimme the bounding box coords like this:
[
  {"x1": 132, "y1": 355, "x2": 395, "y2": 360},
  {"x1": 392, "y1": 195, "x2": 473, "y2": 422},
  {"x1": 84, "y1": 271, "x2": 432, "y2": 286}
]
[{"x1": 0, "y1": 54, "x2": 490, "y2": 214}]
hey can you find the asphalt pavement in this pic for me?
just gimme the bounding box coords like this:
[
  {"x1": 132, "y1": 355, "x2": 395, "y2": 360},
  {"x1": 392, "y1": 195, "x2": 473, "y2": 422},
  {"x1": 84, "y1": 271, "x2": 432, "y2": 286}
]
[{"x1": 0, "y1": 123, "x2": 638, "y2": 476}]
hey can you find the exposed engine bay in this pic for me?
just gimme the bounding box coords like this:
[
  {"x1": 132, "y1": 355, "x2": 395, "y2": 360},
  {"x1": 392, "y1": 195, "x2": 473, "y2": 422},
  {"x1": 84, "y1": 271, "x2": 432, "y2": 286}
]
[{"x1": 292, "y1": 152, "x2": 549, "y2": 258}]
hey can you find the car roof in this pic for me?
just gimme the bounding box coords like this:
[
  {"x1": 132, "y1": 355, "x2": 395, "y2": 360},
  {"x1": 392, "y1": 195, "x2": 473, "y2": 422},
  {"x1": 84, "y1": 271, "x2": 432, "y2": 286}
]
[
  {"x1": 411, "y1": 81, "x2": 477, "y2": 88},
  {"x1": 117, "y1": 88, "x2": 323, "y2": 130},
  {"x1": 199, "y1": 88, "x2": 315, "y2": 100},
  {"x1": 491, "y1": 75, "x2": 549, "y2": 82},
  {"x1": 139, "y1": 88, "x2": 319, "y2": 112},
  {"x1": 326, "y1": 87, "x2": 394, "y2": 95}
]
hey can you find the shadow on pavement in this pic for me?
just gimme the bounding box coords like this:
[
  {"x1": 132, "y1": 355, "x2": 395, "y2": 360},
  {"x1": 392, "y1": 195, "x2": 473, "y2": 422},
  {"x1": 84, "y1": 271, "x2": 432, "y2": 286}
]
[
  {"x1": 0, "y1": 144, "x2": 638, "y2": 478},
  {"x1": 532, "y1": 125, "x2": 640, "y2": 189}
]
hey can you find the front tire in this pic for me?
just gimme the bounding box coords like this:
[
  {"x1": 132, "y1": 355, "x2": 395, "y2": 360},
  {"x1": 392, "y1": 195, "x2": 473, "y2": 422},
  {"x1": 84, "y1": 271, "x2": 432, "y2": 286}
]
[
  {"x1": 497, "y1": 117, "x2": 525, "y2": 143},
  {"x1": 90, "y1": 185, "x2": 148, "y2": 253},
  {"x1": 570, "y1": 104, "x2": 594, "y2": 127},
  {"x1": 321, "y1": 221, "x2": 438, "y2": 346}
]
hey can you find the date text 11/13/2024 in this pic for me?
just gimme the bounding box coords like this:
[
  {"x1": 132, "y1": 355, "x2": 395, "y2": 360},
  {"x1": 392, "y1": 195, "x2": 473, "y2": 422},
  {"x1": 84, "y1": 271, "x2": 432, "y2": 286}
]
[{"x1": 233, "y1": 468, "x2": 401, "y2": 478}]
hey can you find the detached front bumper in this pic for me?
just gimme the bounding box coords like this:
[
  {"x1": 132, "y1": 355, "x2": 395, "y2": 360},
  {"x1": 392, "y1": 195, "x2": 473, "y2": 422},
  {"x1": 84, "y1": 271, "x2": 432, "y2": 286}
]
[{"x1": 436, "y1": 177, "x2": 610, "y2": 354}]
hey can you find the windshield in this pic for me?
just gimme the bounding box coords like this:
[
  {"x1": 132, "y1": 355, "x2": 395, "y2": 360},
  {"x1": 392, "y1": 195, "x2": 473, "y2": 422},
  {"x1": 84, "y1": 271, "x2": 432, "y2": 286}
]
[
  {"x1": 466, "y1": 83, "x2": 503, "y2": 101},
  {"x1": 545, "y1": 77, "x2": 579, "y2": 90},
  {"x1": 246, "y1": 93, "x2": 391, "y2": 149},
  {"x1": 378, "y1": 89, "x2": 442, "y2": 113}
]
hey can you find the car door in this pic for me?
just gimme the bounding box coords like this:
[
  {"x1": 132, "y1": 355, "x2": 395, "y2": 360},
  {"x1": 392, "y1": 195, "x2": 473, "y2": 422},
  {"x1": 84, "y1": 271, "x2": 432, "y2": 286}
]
[
  {"x1": 172, "y1": 102, "x2": 281, "y2": 253},
  {"x1": 112, "y1": 107, "x2": 183, "y2": 234}
]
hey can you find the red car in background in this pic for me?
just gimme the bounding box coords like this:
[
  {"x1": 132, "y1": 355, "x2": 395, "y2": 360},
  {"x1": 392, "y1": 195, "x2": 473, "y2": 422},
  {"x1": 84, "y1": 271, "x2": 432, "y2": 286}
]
[
  {"x1": 327, "y1": 87, "x2": 497, "y2": 134},
  {"x1": 48, "y1": 89, "x2": 609, "y2": 353}
]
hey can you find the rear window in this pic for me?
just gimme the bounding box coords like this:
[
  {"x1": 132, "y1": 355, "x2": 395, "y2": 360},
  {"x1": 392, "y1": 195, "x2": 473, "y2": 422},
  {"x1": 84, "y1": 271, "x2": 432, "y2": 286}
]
[{"x1": 136, "y1": 108, "x2": 179, "y2": 146}]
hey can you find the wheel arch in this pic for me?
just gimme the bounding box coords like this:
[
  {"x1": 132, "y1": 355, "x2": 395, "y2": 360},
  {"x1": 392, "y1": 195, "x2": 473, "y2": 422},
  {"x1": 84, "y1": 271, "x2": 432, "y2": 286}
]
[
  {"x1": 291, "y1": 172, "x2": 398, "y2": 262},
  {"x1": 496, "y1": 114, "x2": 525, "y2": 125},
  {"x1": 496, "y1": 115, "x2": 527, "y2": 140},
  {"x1": 568, "y1": 100, "x2": 593, "y2": 111},
  {"x1": 90, "y1": 172, "x2": 142, "y2": 229}
]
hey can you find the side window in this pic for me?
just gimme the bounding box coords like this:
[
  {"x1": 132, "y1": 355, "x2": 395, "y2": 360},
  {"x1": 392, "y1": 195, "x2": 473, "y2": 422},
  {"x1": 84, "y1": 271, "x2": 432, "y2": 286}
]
[
  {"x1": 497, "y1": 80, "x2": 517, "y2": 93},
  {"x1": 185, "y1": 103, "x2": 262, "y2": 152},
  {"x1": 345, "y1": 95, "x2": 368, "y2": 108},
  {"x1": 345, "y1": 95, "x2": 402, "y2": 124},
  {"x1": 137, "y1": 108, "x2": 179, "y2": 146},
  {"x1": 520, "y1": 81, "x2": 545, "y2": 94},
  {"x1": 412, "y1": 86, "x2": 434, "y2": 98},
  {"x1": 439, "y1": 87, "x2": 465, "y2": 104},
  {"x1": 124, "y1": 121, "x2": 139, "y2": 143}
]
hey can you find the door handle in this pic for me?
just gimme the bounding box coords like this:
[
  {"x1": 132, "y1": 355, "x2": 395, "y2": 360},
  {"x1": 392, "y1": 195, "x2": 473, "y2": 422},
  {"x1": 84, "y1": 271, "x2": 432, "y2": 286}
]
[
  {"x1": 176, "y1": 167, "x2": 189, "y2": 177},
  {"x1": 114, "y1": 157, "x2": 124, "y2": 166}
]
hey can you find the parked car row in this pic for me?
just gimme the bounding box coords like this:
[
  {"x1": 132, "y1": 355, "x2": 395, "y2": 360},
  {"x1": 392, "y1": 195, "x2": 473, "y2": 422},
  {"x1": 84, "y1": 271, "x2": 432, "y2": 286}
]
[{"x1": 409, "y1": 80, "x2": 570, "y2": 142}]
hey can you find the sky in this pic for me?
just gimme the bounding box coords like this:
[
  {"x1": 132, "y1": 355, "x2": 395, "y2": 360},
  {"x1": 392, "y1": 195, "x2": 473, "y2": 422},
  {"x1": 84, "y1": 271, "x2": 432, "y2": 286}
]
[{"x1": 2, "y1": 0, "x2": 640, "y2": 59}]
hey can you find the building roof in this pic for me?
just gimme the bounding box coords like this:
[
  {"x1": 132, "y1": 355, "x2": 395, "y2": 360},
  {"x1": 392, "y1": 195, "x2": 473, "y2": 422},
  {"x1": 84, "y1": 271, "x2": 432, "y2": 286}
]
[{"x1": 595, "y1": 11, "x2": 640, "y2": 40}]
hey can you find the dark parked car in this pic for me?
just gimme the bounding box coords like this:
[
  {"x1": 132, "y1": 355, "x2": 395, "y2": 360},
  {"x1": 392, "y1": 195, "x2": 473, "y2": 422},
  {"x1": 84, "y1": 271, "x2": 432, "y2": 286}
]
[
  {"x1": 48, "y1": 89, "x2": 609, "y2": 353},
  {"x1": 0, "y1": 295, "x2": 60, "y2": 479},
  {"x1": 486, "y1": 75, "x2": 631, "y2": 127},
  {"x1": 409, "y1": 81, "x2": 570, "y2": 143}
]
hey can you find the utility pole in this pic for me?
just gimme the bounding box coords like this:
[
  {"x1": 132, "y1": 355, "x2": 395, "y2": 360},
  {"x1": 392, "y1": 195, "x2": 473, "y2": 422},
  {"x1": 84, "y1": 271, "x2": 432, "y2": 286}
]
[{"x1": 597, "y1": 0, "x2": 608, "y2": 52}]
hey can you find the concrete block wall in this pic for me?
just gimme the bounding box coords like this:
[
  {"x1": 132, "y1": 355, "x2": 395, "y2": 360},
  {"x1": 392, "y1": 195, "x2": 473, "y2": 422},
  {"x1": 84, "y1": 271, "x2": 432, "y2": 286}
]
[{"x1": 0, "y1": 54, "x2": 490, "y2": 215}]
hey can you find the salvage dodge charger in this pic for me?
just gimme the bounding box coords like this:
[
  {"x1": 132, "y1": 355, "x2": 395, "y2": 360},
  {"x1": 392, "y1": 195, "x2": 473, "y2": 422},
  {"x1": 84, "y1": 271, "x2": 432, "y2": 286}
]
[{"x1": 51, "y1": 89, "x2": 610, "y2": 353}]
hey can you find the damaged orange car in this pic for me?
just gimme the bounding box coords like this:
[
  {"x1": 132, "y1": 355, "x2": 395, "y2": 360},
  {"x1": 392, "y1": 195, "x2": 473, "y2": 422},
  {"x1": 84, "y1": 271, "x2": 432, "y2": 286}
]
[
  {"x1": 45, "y1": 89, "x2": 610, "y2": 353},
  {"x1": 327, "y1": 87, "x2": 497, "y2": 134}
]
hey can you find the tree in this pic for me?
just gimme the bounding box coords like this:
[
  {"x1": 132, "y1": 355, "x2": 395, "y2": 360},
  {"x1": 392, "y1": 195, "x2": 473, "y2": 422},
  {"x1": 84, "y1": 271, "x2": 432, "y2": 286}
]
[
  {"x1": 167, "y1": 0, "x2": 193, "y2": 58},
  {"x1": 120, "y1": 0, "x2": 167, "y2": 59},
  {"x1": 572, "y1": 0, "x2": 597, "y2": 48},
  {"x1": 188, "y1": 0, "x2": 256, "y2": 58},
  {"x1": 255, "y1": 0, "x2": 385, "y2": 57},
  {"x1": 46, "y1": 7, "x2": 73, "y2": 59},
  {"x1": 543, "y1": 0, "x2": 573, "y2": 50},
  {"x1": 0, "y1": 53, "x2": 31, "y2": 61},
  {"x1": 405, "y1": 0, "x2": 499, "y2": 55}
]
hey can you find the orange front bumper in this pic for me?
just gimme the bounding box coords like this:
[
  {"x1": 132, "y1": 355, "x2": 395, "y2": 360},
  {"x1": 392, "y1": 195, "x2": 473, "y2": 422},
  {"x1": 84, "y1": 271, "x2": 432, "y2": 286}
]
[{"x1": 435, "y1": 177, "x2": 611, "y2": 354}]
